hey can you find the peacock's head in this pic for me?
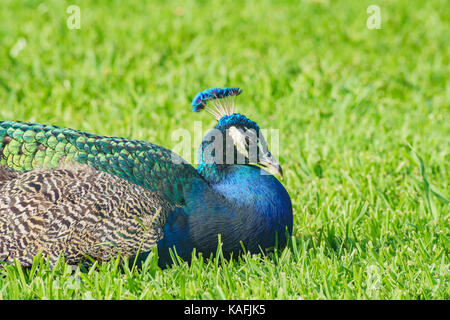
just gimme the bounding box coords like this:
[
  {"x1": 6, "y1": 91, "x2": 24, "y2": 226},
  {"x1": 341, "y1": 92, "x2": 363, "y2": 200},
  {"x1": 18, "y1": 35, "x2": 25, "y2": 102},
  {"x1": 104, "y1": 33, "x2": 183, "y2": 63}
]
[{"x1": 192, "y1": 87, "x2": 283, "y2": 178}]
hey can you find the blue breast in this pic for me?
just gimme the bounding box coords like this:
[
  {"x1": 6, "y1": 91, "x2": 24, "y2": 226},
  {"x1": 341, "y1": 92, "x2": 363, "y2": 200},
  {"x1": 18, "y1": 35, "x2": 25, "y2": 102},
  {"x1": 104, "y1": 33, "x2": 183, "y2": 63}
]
[{"x1": 156, "y1": 165, "x2": 293, "y2": 267}]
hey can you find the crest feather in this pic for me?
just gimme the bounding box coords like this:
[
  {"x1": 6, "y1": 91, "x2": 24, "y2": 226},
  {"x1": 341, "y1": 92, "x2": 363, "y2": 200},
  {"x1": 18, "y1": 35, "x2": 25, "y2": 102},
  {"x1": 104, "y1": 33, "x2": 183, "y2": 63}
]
[{"x1": 191, "y1": 87, "x2": 242, "y2": 120}]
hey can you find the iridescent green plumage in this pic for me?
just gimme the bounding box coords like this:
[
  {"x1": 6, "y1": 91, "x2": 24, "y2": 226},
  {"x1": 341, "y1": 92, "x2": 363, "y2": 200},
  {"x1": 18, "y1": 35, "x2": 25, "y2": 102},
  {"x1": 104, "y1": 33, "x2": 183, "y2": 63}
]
[{"x1": 0, "y1": 120, "x2": 198, "y2": 204}]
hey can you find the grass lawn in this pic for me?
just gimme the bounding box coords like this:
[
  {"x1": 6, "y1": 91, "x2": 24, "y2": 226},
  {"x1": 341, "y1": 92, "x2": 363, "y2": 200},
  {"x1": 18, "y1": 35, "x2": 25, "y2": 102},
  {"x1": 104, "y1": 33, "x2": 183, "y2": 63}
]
[{"x1": 0, "y1": 0, "x2": 448, "y2": 299}]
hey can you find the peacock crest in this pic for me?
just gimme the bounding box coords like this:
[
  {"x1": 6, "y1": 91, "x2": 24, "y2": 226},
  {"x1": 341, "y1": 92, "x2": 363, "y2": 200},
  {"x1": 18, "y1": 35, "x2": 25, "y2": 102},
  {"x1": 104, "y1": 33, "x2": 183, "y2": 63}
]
[{"x1": 191, "y1": 87, "x2": 242, "y2": 120}]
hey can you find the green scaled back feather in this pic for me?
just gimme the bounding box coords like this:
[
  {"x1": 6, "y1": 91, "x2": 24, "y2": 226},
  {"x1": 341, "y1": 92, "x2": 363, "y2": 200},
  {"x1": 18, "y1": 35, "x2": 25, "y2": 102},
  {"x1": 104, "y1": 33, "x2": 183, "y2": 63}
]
[{"x1": 0, "y1": 120, "x2": 198, "y2": 204}]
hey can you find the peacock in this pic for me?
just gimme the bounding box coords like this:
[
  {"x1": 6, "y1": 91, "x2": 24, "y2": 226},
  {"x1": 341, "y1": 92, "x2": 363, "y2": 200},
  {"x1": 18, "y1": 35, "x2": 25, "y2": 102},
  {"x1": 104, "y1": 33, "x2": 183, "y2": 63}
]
[{"x1": 0, "y1": 87, "x2": 293, "y2": 267}]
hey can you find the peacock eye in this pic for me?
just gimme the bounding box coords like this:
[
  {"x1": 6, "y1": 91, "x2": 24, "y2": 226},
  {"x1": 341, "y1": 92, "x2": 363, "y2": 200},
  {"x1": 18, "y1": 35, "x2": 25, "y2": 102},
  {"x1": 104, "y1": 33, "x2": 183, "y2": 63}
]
[{"x1": 244, "y1": 136, "x2": 250, "y2": 146}]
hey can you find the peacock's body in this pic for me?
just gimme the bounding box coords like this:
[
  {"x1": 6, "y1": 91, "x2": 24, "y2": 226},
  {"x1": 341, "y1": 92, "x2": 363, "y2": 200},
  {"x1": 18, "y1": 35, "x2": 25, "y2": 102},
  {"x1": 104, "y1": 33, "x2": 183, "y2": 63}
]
[{"x1": 0, "y1": 87, "x2": 293, "y2": 267}]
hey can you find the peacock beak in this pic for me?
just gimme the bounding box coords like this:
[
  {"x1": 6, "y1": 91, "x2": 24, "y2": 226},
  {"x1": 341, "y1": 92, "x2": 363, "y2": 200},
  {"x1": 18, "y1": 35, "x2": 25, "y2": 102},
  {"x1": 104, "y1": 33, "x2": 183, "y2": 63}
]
[{"x1": 260, "y1": 153, "x2": 283, "y2": 178}]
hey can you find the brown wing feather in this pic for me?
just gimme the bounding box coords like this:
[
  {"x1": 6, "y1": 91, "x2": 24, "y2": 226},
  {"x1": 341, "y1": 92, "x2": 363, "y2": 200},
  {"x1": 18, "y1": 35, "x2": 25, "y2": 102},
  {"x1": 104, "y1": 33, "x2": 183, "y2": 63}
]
[
  {"x1": 0, "y1": 166, "x2": 18, "y2": 188},
  {"x1": 0, "y1": 163, "x2": 175, "y2": 266}
]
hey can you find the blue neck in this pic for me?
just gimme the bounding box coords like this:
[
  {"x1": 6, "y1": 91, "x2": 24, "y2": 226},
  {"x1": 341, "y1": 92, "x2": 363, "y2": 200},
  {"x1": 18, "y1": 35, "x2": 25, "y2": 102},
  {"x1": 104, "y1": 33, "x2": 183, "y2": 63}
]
[
  {"x1": 156, "y1": 164, "x2": 293, "y2": 267},
  {"x1": 196, "y1": 162, "x2": 229, "y2": 184}
]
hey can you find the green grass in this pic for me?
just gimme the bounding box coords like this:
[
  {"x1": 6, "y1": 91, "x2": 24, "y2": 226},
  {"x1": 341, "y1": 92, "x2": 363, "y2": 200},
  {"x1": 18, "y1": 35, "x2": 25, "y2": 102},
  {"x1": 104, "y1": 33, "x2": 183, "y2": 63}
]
[{"x1": 0, "y1": 0, "x2": 449, "y2": 299}]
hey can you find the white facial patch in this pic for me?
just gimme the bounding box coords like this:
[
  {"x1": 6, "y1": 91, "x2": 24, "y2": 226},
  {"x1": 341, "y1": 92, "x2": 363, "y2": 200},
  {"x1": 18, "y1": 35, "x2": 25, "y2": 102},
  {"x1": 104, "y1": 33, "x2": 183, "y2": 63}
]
[{"x1": 228, "y1": 126, "x2": 249, "y2": 158}]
